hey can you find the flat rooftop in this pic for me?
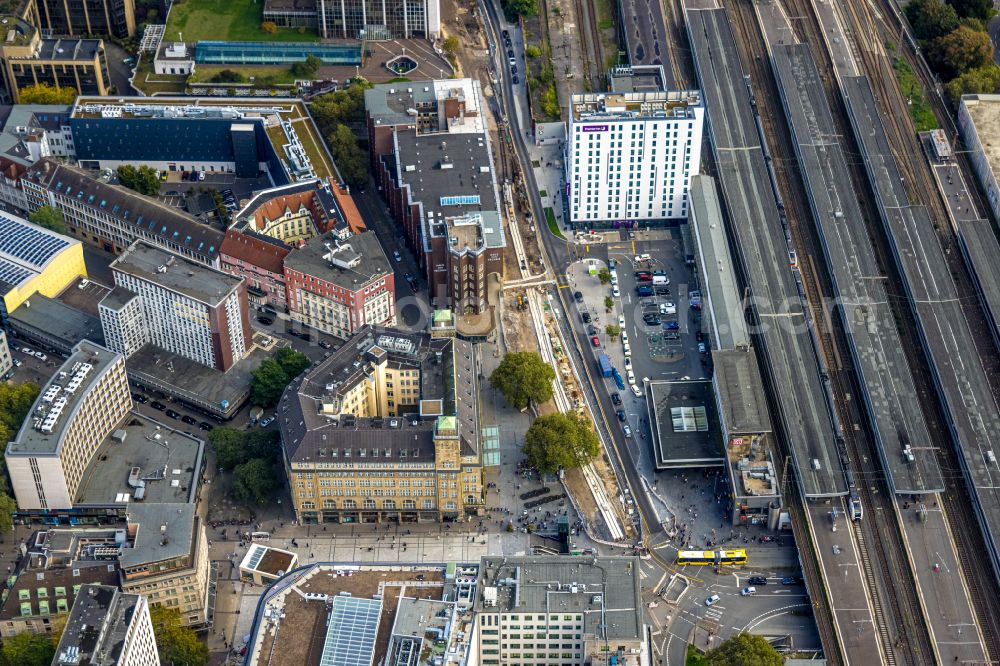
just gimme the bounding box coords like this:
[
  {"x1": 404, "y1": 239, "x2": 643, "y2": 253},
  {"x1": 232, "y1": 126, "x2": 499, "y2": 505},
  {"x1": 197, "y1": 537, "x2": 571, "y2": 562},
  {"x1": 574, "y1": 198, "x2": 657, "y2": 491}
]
[
  {"x1": 0, "y1": 564, "x2": 120, "y2": 624},
  {"x1": 570, "y1": 89, "x2": 701, "y2": 122},
  {"x1": 111, "y1": 240, "x2": 243, "y2": 306},
  {"x1": 961, "y1": 94, "x2": 1000, "y2": 185},
  {"x1": 366, "y1": 78, "x2": 485, "y2": 133},
  {"x1": 474, "y1": 556, "x2": 642, "y2": 642},
  {"x1": 248, "y1": 564, "x2": 449, "y2": 666},
  {"x1": 73, "y1": 412, "x2": 204, "y2": 507},
  {"x1": 126, "y1": 342, "x2": 267, "y2": 416},
  {"x1": 55, "y1": 585, "x2": 140, "y2": 666},
  {"x1": 121, "y1": 503, "x2": 196, "y2": 569},
  {"x1": 240, "y1": 544, "x2": 297, "y2": 577},
  {"x1": 711, "y1": 349, "x2": 771, "y2": 436},
  {"x1": 609, "y1": 65, "x2": 669, "y2": 93},
  {"x1": 33, "y1": 38, "x2": 102, "y2": 62},
  {"x1": 284, "y1": 231, "x2": 391, "y2": 291},
  {"x1": 8, "y1": 294, "x2": 105, "y2": 349},
  {"x1": 646, "y1": 379, "x2": 724, "y2": 469},
  {"x1": 8, "y1": 340, "x2": 120, "y2": 456},
  {"x1": 689, "y1": 175, "x2": 749, "y2": 350}
]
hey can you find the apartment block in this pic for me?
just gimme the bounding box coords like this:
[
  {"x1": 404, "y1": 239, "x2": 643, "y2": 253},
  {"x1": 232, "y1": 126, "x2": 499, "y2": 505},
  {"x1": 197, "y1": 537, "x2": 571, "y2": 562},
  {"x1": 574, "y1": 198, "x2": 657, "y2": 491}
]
[
  {"x1": 20, "y1": 159, "x2": 225, "y2": 266},
  {"x1": 0, "y1": 20, "x2": 112, "y2": 103},
  {"x1": 567, "y1": 90, "x2": 703, "y2": 226},
  {"x1": 284, "y1": 230, "x2": 395, "y2": 338},
  {"x1": 5, "y1": 340, "x2": 130, "y2": 511},
  {"x1": 21, "y1": 0, "x2": 136, "y2": 38},
  {"x1": 279, "y1": 323, "x2": 483, "y2": 524},
  {"x1": 54, "y1": 585, "x2": 159, "y2": 666},
  {"x1": 119, "y1": 503, "x2": 211, "y2": 626},
  {"x1": 474, "y1": 556, "x2": 645, "y2": 666},
  {"x1": 102, "y1": 240, "x2": 252, "y2": 371},
  {"x1": 219, "y1": 229, "x2": 290, "y2": 313},
  {"x1": 366, "y1": 79, "x2": 505, "y2": 316},
  {"x1": 0, "y1": 330, "x2": 11, "y2": 377}
]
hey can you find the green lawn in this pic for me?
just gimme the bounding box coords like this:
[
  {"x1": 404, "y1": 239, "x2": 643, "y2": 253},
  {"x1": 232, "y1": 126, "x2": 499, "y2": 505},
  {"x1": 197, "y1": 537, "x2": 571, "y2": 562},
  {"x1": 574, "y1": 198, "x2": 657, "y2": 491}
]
[
  {"x1": 892, "y1": 57, "x2": 937, "y2": 132},
  {"x1": 165, "y1": 0, "x2": 319, "y2": 42},
  {"x1": 544, "y1": 207, "x2": 564, "y2": 239},
  {"x1": 191, "y1": 64, "x2": 299, "y2": 85}
]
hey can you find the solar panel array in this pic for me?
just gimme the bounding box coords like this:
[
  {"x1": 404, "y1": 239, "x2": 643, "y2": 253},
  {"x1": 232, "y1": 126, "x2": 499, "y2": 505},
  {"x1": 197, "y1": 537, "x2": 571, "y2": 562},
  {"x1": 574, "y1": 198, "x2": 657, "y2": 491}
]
[
  {"x1": 0, "y1": 214, "x2": 71, "y2": 270},
  {"x1": 0, "y1": 257, "x2": 34, "y2": 289},
  {"x1": 319, "y1": 596, "x2": 382, "y2": 666}
]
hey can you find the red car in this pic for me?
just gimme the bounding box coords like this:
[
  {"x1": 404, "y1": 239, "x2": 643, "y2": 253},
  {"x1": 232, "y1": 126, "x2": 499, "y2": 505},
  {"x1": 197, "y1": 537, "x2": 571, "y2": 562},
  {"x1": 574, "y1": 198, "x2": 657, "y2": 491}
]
[{"x1": 591, "y1": 336, "x2": 601, "y2": 347}]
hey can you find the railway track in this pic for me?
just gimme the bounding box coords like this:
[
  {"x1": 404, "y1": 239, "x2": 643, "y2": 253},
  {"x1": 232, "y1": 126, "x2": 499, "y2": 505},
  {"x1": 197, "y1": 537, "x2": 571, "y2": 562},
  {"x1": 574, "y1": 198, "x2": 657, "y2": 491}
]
[
  {"x1": 829, "y1": 0, "x2": 1000, "y2": 661},
  {"x1": 726, "y1": 1, "x2": 935, "y2": 663},
  {"x1": 570, "y1": 0, "x2": 602, "y2": 87}
]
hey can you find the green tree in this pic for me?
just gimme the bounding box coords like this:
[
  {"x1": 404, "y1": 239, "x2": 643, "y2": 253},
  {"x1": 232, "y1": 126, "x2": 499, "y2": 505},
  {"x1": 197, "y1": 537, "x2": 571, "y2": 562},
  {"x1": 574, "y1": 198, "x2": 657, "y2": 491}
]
[
  {"x1": 502, "y1": 0, "x2": 538, "y2": 20},
  {"x1": 604, "y1": 296, "x2": 614, "y2": 311},
  {"x1": 0, "y1": 629, "x2": 57, "y2": 666},
  {"x1": 541, "y1": 85, "x2": 560, "y2": 119},
  {"x1": 326, "y1": 124, "x2": 367, "y2": 188},
  {"x1": 605, "y1": 323, "x2": 620, "y2": 340},
  {"x1": 291, "y1": 54, "x2": 322, "y2": 78},
  {"x1": 150, "y1": 605, "x2": 209, "y2": 666},
  {"x1": 905, "y1": 0, "x2": 958, "y2": 42},
  {"x1": 28, "y1": 205, "x2": 66, "y2": 235},
  {"x1": 704, "y1": 633, "x2": 783, "y2": 666},
  {"x1": 275, "y1": 347, "x2": 310, "y2": 379},
  {"x1": 598, "y1": 269, "x2": 611, "y2": 284},
  {"x1": 946, "y1": 63, "x2": 1000, "y2": 100},
  {"x1": 489, "y1": 351, "x2": 555, "y2": 409},
  {"x1": 233, "y1": 458, "x2": 277, "y2": 504},
  {"x1": 950, "y1": 0, "x2": 994, "y2": 21},
  {"x1": 208, "y1": 427, "x2": 247, "y2": 471},
  {"x1": 522, "y1": 412, "x2": 600, "y2": 473},
  {"x1": 261, "y1": 21, "x2": 278, "y2": 34},
  {"x1": 929, "y1": 25, "x2": 993, "y2": 79},
  {"x1": 0, "y1": 492, "x2": 16, "y2": 534},
  {"x1": 309, "y1": 80, "x2": 374, "y2": 132},
  {"x1": 525, "y1": 45, "x2": 541, "y2": 58},
  {"x1": 442, "y1": 35, "x2": 460, "y2": 58},
  {"x1": 17, "y1": 83, "x2": 77, "y2": 105},
  {"x1": 116, "y1": 164, "x2": 161, "y2": 196},
  {"x1": 0, "y1": 382, "x2": 40, "y2": 449},
  {"x1": 245, "y1": 428, "x2": 281, "y2": 462},
  {"x1": 249, "y1": 358, "x2": 290, "y2": 408}
]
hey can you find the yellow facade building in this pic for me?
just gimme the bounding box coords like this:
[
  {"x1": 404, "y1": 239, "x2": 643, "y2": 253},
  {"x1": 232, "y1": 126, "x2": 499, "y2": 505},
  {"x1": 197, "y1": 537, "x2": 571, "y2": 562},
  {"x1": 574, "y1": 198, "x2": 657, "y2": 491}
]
[
  {"x1": 278, "y1": 320, "x2": 485, "y2": 524},
  {"x1": 0, "y1": 211, "x2": 87, "y2": 316}
]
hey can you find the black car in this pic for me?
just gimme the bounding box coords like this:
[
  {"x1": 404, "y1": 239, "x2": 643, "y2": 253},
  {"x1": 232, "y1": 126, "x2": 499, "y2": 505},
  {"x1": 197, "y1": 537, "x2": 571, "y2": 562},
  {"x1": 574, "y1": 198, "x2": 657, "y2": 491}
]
[
  {"x1": 781, "y1": 577, "x2": 798, "y2": 585},
  {"x1": 574, "y1": 291, "x2": 584, "y2": 302},
  {"x1": 502, "y1": 29, "x2": 509, "y2": 38},
  {"x1": 643, "y1": 314, "x2": 660, "y2": 326},
  {"x1": 257, "y1": 316, "x2": 273, "y2": 325},
  {"x1": 318, "y1": 340, "x2": 331, "y2": 349},
  {"x1": 165, "y1": 409, "x2": 180, "y2": 419},
  {"x1": 150, "y1": 401, "x2": 166, "y2": 411},
  {"x1": 507, "y1": 49, "x2": 514, "y2": 58},
  {"x1": 616, "y1": 409, "x2": 626, "y2": 422},
  {"x1": 611, "y1": 392, "x2": 622, "y2": 405},
  {"x1": 132, "y1": 393, "x2": 148, "y2": 403},
  {"x1": 198, "y1": 421, "x2": 214, "y2": 431},
  {"x1": 181, "y1": 415, "x2": 197, "y2": 425},
  {"x1": 581, "y1": 312, "x2": 591, "y2": 324},
  {"x1": 587, "y1": 324, "x2": 598, "y2": 336},
  {"x1": 748, "y1": 576, "x2": 767, "y2": 585},
  {"x1": 298, "y1": 331, "x2": 312, "y2": 341},
  {"x1": 655, "y1": 286, "x2": 671, "y2": 295},
  {"x1": 512, "y1": 76, "x2": 519, "y2": 85}
]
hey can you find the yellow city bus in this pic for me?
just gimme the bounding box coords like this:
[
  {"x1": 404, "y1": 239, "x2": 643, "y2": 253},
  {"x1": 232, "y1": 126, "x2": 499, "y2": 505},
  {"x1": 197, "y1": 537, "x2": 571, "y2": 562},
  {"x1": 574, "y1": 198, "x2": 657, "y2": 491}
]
[{"x1": 676, "y1": 549, "x2": 748, "y2": 566}]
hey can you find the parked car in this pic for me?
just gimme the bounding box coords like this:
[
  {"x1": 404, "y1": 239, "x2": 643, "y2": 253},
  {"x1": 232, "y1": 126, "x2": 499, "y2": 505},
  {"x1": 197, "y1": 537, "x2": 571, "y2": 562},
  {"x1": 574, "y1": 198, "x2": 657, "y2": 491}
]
[
  {"x1": 199, "y1": 421, "x2": 214, "y2": 431},
  {"x1": 319, "y1": 340, "x2": 331, "y2": 349},
  {"x1": 587, "y1": 324, "x2": 598, "y2": 336},
  {"x1": 11, "y1": 359, "x2": 20, "y2": 367},
  {"x1": 611, "y1": 392, "x2": 622, "y2": 405},
  {"x1": 704, "y1": 594, "x2": 720, "y2": 607},
  {"x1": 257, "y1": 316, "x2": 273, "y2": 326},
  {"x1": 181, "y1": 415, "x2": 197, "y2": 425},
  {"x1": 512, "y1": 76, "x2": 520, "y2": 85},
  {"x1": 581, "y1": 312, "x2": 591, "y2": 324},
  {"x1": 616, "y1": 409, "x2": 626, "y2": 422},
  {"x1": 393, "y1": 250, "x2": 402, "y2": 262},
  {"x1": 150, "y1": 401, "x2": 166, "y2": 411},
  {"x1": 643, "y1": 314, "x2": 660, "y2": 326},
  {"x1": 574, "y1": 291, "x2": 584, "y2": 302},
  {"x1": 165, "y1": 409, "x2": 180, "y2": 419},
  {"x1": 698, "y1": 342, "x2": 707, "y2": 353},
  {"x1": 665, "y1": 322, "x2": 679, "y2": 331},
  {"x1": 260, "y1": 415, "x2": 275, "y2": 427},
  {"x1": 631, "y1": 384, "x2": 643, "y2": 398},
  {"x1": 591, "y1": 336, "x2": 601, "y2": 348},
  {"x1": 35, "y1": 352, "x2": 47, "y2": 362},
  {"x1": 623, "y1": 424, "x2": 632, "y2": 438},
  {"x1": 132, "y1": 393, "x2": 148, "y2": 403},
  {"x1": 612, "y1": 285, "x2": 620, "y2": 297}
]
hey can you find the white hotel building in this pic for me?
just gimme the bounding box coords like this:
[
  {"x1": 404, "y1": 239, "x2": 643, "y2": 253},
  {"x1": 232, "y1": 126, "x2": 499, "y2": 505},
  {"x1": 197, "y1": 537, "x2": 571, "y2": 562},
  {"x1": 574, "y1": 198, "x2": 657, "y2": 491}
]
[{"x1": 566, "y1": 90, "x2": 704, "y2": 226}]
